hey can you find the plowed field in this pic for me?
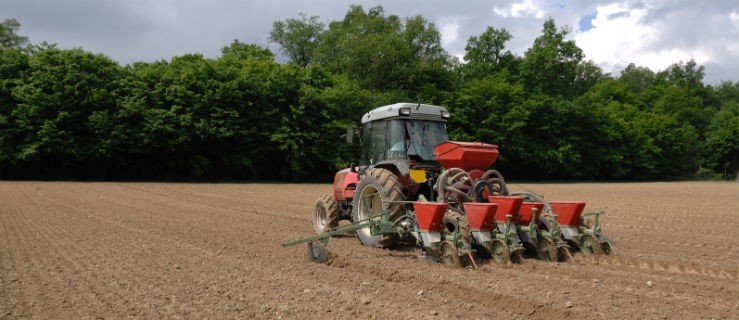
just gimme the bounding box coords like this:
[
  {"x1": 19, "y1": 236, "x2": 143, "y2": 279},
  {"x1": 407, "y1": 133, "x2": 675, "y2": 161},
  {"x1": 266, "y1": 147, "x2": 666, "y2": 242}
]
[{"x1": 1, "y1": 181, "x2": 737, "y2": 319}]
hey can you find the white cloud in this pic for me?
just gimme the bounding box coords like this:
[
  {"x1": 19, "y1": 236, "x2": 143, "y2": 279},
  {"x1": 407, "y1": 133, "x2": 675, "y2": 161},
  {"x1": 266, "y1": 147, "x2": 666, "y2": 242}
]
[
  {"x1": 2, "y1": 0, "x2": 736, "y2": 83},
  {"x1": 731, "y1": 10, "x2": 739, "y2": 31},
  {"x1": 438, "y1": 17, "x2": 460, "y2": 48},
  {"x1": 574, "y1": 2, "x2": 715, "y2": 77},
  {"x1": 494, "y1": 0, "x2": 545, "y2": 19}
]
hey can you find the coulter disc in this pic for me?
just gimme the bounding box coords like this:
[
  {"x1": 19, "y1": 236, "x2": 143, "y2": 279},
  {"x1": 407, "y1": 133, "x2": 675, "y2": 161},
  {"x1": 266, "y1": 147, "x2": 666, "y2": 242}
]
[{"x1": 602, "y1": 241, "x2": 613, "y2": 255}]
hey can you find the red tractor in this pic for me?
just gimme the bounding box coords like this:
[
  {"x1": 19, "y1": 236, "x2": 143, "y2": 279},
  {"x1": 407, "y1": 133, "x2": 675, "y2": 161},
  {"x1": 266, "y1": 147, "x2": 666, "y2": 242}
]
[
  {"x1": 312, "y1": 103, "x2": 508, "y2": 250},
  {"x1": 301, "y1": 102, "x2": 610, "y2": 266}
]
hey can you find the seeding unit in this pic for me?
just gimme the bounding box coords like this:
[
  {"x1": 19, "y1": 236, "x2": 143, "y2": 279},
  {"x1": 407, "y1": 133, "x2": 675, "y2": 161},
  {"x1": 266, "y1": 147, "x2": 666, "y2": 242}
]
[{"x1": 283, "y1": 103, "x2": 612, "y2": 267}]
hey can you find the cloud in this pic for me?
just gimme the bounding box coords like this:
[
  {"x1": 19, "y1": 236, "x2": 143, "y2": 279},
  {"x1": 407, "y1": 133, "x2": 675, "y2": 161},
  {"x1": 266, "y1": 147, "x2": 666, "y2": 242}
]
[
  {"x1": 438, "y1": 18, "x2": 460, "y2": 48},
  {"x1": 573, "y1": 1, "x2": 739, "y2": 83},
  {"x1": 1, "y1": 0, "x2": 736, "y2": 84},
  {"x1": 494, "y1": 0, "x2": 545, "y2": 19}
]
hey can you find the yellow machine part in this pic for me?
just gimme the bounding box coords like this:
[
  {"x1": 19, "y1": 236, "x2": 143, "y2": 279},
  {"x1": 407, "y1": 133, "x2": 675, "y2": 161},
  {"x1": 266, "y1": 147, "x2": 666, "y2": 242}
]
[{"x1": 410, "y1": 169, "x2": 427, "y2": 183}]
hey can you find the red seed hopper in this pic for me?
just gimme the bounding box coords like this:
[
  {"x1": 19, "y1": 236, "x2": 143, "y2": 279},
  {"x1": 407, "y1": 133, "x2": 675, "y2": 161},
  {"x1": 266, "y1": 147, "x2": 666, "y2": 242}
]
[
  {"x1": 549, "y1": 201, "x2": 586, "y2": 227},
  {"x1": 414, "y1": 202, "x2": 448, "y2": 232},
  {"x1": 488, "y1": 196, "x2": 524, "y2": 223},
  {"x1": 463, "y1": 202, "x2": 498, "y2": 231},
  {"x1": 518, "y1": 202, "x2": 545, "y2": 226},
  {"x1": 434, "y1": 141, "x2": 499, "y2": 171}
]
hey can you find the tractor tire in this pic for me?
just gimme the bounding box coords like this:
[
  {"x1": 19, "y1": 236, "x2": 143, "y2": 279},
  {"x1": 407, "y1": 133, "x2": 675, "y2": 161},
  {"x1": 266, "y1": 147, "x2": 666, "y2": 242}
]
[
  {"x1": 312, "y1": 194, "x2": 340, "y2": 234},
  {"x1": 352, "y1": 168, "x2": 405, "y2": 248}
]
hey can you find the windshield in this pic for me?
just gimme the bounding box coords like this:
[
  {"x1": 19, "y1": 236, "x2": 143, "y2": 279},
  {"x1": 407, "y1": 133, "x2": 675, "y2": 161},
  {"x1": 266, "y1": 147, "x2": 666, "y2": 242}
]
[
  {"x1": 406, "y1": 120, "x2": 448, "y2": 160},
  {"x1": 361, "y1": 119, "x2": 448, "y2": 164}
]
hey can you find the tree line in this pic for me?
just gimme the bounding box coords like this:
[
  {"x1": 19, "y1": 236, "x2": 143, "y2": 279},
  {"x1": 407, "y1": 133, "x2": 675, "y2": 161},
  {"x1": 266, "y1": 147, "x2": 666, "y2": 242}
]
[{"x1": 0, "y1": 6, "x2": 737, "y2": 181}]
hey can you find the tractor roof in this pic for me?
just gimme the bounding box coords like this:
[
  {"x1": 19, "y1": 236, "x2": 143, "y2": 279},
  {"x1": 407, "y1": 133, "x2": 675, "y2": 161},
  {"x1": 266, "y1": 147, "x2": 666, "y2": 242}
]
[{"x1": 361, "y1": 103, "x2": 449, "y2": 124}]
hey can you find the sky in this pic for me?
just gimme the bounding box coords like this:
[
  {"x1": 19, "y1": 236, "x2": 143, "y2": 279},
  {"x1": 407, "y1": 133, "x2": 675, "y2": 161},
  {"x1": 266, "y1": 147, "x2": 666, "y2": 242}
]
[{"x1": 2, "y1": 0, "x2": 738, "y2": 84}]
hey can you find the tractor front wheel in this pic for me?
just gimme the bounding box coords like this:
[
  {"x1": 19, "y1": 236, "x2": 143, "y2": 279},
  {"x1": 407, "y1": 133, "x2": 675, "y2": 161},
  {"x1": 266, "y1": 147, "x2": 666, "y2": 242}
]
[{"x1": 313, "y1": 194, "x2": 340, "y2": 234}]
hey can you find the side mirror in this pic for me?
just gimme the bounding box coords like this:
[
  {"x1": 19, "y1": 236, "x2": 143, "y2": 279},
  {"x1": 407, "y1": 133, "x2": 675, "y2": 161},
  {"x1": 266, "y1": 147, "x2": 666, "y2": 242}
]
[{"x1": 350, "y1": 163, "x2": 357, "y2": 173}]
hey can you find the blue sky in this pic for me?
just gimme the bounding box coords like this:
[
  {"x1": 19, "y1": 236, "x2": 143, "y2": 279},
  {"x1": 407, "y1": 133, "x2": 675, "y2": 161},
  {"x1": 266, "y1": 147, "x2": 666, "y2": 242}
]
[
  {"x1": 2, "y1": 0, "x2": 737, "y2": 84},
  {"x1": 578, "y1": 12, "x2": 596, "y2": 32}
]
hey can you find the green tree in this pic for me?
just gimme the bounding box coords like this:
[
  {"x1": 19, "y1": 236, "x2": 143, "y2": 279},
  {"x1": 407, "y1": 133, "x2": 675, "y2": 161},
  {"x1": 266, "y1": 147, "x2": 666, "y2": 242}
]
[
  {"x1": 704, "y1": 83, "x2": 739, "y2": 179},
  {"x1": 269, "y1": 13, "x2": 325, "y2": 67},
  {"x1": 0, "y1": 47, "x2": 29, "y2": 170},
  {"x1": 314, "y1": 5, "x2": 453, "y2": 97},
  {"x1": 462, "y1": 26, "x2": 515, "y2": 79},
  {"x1": 520, "y1": 18, "x2": 583, "y2": 99},
  {"x1": 618, "y1": 63, "x2": 655, "y2": 93},
  {"x1": 446, "y1": 75, "x2": 524, "y2": 143},
  {"x1": 464, "y1": 27, "x2": 512, "y2": 66},
  {"x1": 4, "y1": 44, "x2": 120, "y2": 177},
  {"x1": 106, "y1": 42, "x2": 282, "y2": 179},
  {"x1": 574, "y1": 60, "x2": 609, "y2": 96},
  {"x1": 0, "y1": 18, "x2": 29, "y2": 49}
]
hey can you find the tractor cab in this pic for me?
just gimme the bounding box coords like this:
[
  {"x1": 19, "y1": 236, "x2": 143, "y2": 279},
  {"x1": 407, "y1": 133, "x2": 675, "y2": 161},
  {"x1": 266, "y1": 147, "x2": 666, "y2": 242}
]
[{"x1": 358, "y1": 103, "x2": 450, "y2": 178}]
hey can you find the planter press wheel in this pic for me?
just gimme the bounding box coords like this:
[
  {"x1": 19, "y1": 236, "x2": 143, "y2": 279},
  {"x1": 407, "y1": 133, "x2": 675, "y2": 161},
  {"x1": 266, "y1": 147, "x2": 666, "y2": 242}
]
[
  {"x1": 602, "y1": 241, "x2": 613, "y2": 255},
  {"x1": 312, "y1": 194, "x2": 340, "y2": 234},
  {"x1": 536, "y1": 237, "x2": 557, "y2": 262},
  {"x1": 511, "y1": 248, "x2": 524, "y2": 264},
  {"x1": 486, "y1": 238, "x2": 511, "y2": 266},
  {"x1": 579, "y1": 234, "x2": 603, "y2": 255},
  {"x1": 307, "y1": 241, "x2": 328, "y2": 263},
  {"x1": 440, "y1": 240, "x2": 462, "y2": 267}
]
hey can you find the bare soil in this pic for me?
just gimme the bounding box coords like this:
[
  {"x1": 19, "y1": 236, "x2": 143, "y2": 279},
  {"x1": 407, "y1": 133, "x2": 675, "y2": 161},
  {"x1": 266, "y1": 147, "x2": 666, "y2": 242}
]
[{"x1": 1, "y1": 181, "x2": 737, "y2": 319}]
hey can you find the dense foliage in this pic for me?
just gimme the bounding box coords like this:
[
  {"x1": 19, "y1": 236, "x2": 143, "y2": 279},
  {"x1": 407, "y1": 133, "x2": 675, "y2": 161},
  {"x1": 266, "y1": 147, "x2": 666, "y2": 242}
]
[{"x1": 1, "y1": 8, "x2": 737, "y2": 181}]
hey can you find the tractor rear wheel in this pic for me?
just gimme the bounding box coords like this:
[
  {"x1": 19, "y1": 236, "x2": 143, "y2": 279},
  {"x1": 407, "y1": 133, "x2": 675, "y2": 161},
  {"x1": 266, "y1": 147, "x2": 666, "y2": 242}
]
[
  {"x1": 313, "y1": 194, "x2": 340, "y2": 234},
  {"x1": 352, "y1": 168, "x2": 405, "y2": 248}
]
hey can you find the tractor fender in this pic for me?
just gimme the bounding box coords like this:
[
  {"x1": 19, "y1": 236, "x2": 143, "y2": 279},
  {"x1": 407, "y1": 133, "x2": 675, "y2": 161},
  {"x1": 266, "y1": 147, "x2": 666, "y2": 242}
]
[{"x1": 333, "y1": 168, "x2": 358, "y2": 202}]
